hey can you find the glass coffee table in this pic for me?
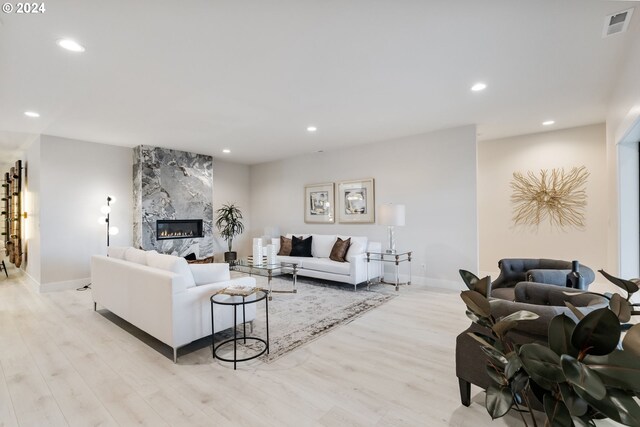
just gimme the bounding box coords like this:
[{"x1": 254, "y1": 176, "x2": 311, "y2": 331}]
[{"x1": 231, "y1": 258, "x2": 298, "y2": 300}]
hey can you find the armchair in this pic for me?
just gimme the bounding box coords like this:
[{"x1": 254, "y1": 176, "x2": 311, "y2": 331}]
[
  {"x1": 491, "y1": 258, "x2": 595, "y2": 300},
  {"x1": 456, "y1": 282, "x2": 608, "y2": 407}
]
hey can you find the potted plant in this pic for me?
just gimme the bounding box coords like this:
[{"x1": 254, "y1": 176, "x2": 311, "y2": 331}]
[
  {"x1": 459, "y1": 271, "x2": 640, "y2": 426},
  {"x1": 214, "y1": 203, "x2": 245, "y2": 264}
]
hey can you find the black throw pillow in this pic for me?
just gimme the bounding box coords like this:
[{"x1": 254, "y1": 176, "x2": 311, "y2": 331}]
[{"x1": 290, "y1": 235, "x2": 313, "y2": 257}]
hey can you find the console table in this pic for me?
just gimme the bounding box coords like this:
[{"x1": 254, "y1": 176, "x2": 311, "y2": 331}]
[{"x1": 366, "y1": 250, "x2": 412, "y2": 291}]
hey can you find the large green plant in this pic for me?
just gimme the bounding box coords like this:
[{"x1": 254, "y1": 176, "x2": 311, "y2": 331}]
[
  {"x1": 460, "y1": 271, "x2": 640, "y2": 427},
  {"x1": 214, "y1": 203, "x2": 245, "y2": 253}
]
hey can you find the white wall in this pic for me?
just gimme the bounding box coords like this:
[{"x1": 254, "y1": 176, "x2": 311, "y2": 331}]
[
  {"x1": 250, "y1": 125, "x2": 478, "y2": 288},
  {"x1": 38, "y1": 135, "x2": 133, "y2": 290},
  {"x1": 23, "y1": 136, "x2": 41, "y2": 284},
  {"x1": 212, "y1": 160, "x2": 252, "y2": 257},
  {"x1": 478, "y1": 124, "x2": 607, "y2": 277}
]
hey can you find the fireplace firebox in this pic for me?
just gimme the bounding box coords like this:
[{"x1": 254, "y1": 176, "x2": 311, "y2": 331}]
[{"x1": 156, "y1": 219, "x2": 203, "y2": 240}]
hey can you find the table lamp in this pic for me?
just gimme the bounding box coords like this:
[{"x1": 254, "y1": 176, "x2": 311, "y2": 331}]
[{"x1": 378, "y1": 203, "x2": 405, "y2": 253}]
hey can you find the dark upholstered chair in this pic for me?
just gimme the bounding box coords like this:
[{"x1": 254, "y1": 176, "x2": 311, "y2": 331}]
[
  {"x1": 456, "y1": 282, "x2": 608, "y2": 407},
  {"x1": 491, "y1": 258, "x2": 596, "y2": 300}
]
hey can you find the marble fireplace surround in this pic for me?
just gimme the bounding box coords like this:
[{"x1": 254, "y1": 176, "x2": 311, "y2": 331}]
[{"x1": 133, "y1": 145, "x2": 214, "y2": 257}]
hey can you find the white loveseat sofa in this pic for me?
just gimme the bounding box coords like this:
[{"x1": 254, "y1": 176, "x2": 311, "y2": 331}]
[
  {"x1": 91, "y1": 247, "x2": 257, "y2": 362},
  {"x1": 272, "y1": 234, "x2": 381, "y2": 290}
]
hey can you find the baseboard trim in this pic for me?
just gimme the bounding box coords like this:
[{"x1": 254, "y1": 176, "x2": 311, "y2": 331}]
[
  {"x1": 40, "y1": 277, "x2": 91, "y2": 293},
  {"x1": 17, "y1": 269, "x2": 41, "y2": 293}
]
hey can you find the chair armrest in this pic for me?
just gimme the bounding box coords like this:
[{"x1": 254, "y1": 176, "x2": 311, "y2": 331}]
[{"x1": 189, "y1": 263, "x2": 231, "y2": 285}]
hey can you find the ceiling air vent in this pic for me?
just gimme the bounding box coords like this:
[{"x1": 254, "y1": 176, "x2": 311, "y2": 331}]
[{"x1": 602, "y1": 8, "x2": 634, "y2": 37}]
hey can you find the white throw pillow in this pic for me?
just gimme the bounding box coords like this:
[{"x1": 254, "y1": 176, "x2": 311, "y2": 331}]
[
  {"x1": 107, "y1": 246, "x2": 129, "y2": 260},
  {"x1": 339, "y1": 235, "x2": 368, "y2": 259},
  {"x1": 146, "y1": 252, "x2": 196, "y2": 289},
  {"x1": 124, "y1": 247, "x2": 148, "y2": 265},
  {"x1": 311, "y1": 234, "x2": 337, "y2": 258}
]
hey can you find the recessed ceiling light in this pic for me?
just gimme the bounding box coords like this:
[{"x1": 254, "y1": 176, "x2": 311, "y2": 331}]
[
  {"x1": 56, "y1": 38, "x2": 85, "y2": 52},
  {"x1": 542, "y1": 120, "x2": 555, "y2": 126},
  {"x1": 307, "y1": 126, "x2": 317, "y2": 132},
  {"x1": 471, "y1": 82, "x2": 487, "y2": 92},
  {"x1": 222, "y1": 149, "x2": 231, "y2": 154},
  {"x1": 24, "y1": 111, "x2": 40, "y2": 118}
]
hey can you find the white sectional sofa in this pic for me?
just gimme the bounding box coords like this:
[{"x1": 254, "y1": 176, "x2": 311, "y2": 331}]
[
  {"x1": 272, "y1": 234, "x2": 381, "y2": 290},
  {"x1": 91, "y1": 247, "x2": 257, "y2": 362}
]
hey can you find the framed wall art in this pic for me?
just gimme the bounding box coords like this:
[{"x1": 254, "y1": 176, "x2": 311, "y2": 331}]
[
  {"x1": 304, "y1": 182, "x2": 335, "y2": 223},
  {"x1": 337, "y1": 178, "x2": 375, "y2": 223}
]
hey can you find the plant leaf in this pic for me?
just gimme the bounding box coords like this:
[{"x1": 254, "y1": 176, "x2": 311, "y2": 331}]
[
  {"x1": 459, "y1": 269, "x2": 479, "y2": 291},
  {"x1": 474, "y1": 276, "x2": 492, "y2": 298},
  {"x1": 500, "y1": 310, "x2": 540, "y2": 323},
  {"x1": 543, "y1": 394, "x2": 573, "y2": 427},
  {"x1": 622, "y1": 323, "x2": 640, "y2": 357},
  {"x1": 486, "y1": 364, "x2": 508, "y2": 386},
  {"x1": 481, "y1": 346, "x2": 508, "y2": 366},
  {"x1": 519, "y1": 343, "x2": 564, "y2": 383},
  {"x1": 461, "y1": 290, "x2": 491, "y2": 318},
  {"x1": 585, "y1": 350, "x2": 640, "y2": 391},
  {"x1": 505, "y1": 355, "x2": 523, "y2": 379},
  {"x1": 548, "y1": 314, "x2": 579, "y2": 357},
  {"x1": 599, "y1": 269, "x2": 639, "y2": 294},
  {"x1": 492, "y1": 320, "x2": 518, "y2": 338},
  {"x1": 609, "y1": 293, "x2": 632, "y2": 323},
  {"x1": 509, "y1": 372, "x2": 529, "y2": 394},
  {"x1": 571, "y1": 308, "x2": 621, "y2": 356},
  {"x1": 465, "y1": 310, "x2": 492, "y2": 328},
  {"x1": 466, "y1": 331, "x2": 495, "y2": 349},
  {"x1": 564, "y1": 301, "x2": 585, "y2": 321},
  {"x1": 560, "y1": 355, "x2": 606, "y2": 400},
  {"x1": 558, "y1": 382, "x2": 588, "y2": 417},
  {"x1": 485, "y1": 385, "x2": 513, "y2": 419},
  {"x1": 574, "y1": 387, "x2": 640, "y2": 426}
]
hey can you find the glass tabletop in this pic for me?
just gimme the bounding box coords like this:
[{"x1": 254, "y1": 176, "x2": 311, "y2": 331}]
[
  {"x1": 367, "y1": 250, "x2": 412, "y2": 256},
  {"x1": 232, "y1": 258, "x2": 298, "y2": 270}
]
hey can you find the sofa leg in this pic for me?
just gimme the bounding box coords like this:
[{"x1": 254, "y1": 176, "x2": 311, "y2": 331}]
[
  {"x1": 250, "y1": 320, "x2": 254, "y2": 334},
  {"x1": 459, "y1": 378, "x2": 471, "y2": 407},
  {"x1": 93, "y1": 302, "x2": 97, "y2": 311},
  {"x1": 173, "y1": 348, "x2": 178, "y2": 363}
]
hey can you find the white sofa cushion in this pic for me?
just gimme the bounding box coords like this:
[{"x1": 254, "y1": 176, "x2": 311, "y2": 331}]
[
  {"x1": 107, "y1": 246, "x2": 129, "y2": 259},
  {"x1": 189, "y1": 263, "x2": 231, "y2": 285},
  {"x1": 124, "y1": 247, "x2": 148, "y2": 265},
  {"x1": 303, "y1": 258, "x2": 350, "y2": 275},
  {"x1": 311, "y1": 234, "x2": 336, "y2": 258},
  {"x1": 146, "y1": 252, "x2": 196, "y2": 289}
]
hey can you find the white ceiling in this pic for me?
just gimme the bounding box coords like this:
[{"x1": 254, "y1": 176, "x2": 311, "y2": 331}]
[{"x1": 0, "y1": 0, "x2": 638, "y2": 164}]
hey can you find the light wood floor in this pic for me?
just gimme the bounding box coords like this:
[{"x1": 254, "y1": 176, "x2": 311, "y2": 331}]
[{"x1": 0, "y1": 270, "x2": 611, "y2": 427}]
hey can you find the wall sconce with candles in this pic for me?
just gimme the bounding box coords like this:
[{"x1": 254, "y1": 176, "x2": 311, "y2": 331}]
[
  {"x1": 98, "y1": 195, "x2": 119, "y2": 248},
  {"x1": 378, "y1": 203, "x2": 406, "y2": 254}
]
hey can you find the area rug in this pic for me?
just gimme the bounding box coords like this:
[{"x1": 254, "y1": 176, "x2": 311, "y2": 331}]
[{"x1": 179, "y1": 276, "x2": 397, "y2": 364}]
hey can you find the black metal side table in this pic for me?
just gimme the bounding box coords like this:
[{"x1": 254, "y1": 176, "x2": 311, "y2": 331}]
[{"x1": 210, "y1": 289, "x2": 269, "y2": 370}]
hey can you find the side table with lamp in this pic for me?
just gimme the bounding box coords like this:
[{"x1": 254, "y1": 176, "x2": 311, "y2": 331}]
[{"x1": 367, "y1": 203, "x2": 412, "y2": 291}]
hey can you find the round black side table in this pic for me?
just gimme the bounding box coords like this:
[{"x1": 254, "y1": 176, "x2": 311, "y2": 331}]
[{"x1": 210, "y1": 289, "x2": 269, "y2": 370}]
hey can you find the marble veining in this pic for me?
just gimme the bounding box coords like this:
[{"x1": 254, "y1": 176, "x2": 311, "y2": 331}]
[{"x1": 133, "y1": 145, "x2": 214, "y2": 257}]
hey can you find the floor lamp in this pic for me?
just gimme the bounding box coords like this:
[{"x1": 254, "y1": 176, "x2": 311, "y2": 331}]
[
  {"x1": 98, "y1": 196, "x2": 119, "y2": 248},
  {"x1": 379, "y1": 203, "x2": 405, "y2": 254}
]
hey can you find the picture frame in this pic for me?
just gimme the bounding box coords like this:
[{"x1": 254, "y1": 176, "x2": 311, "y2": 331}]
[
  {"x1": 304, "y1": 182, "x2": 335, "y2": 223},
  {"x1": 337, "y1": 178, "x2": 375, "y2": 223}
]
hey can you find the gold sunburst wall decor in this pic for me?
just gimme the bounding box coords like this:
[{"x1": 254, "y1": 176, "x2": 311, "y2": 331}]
[{"x1": 510, "y1": 165, "x2": 589, "y2": 229}]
